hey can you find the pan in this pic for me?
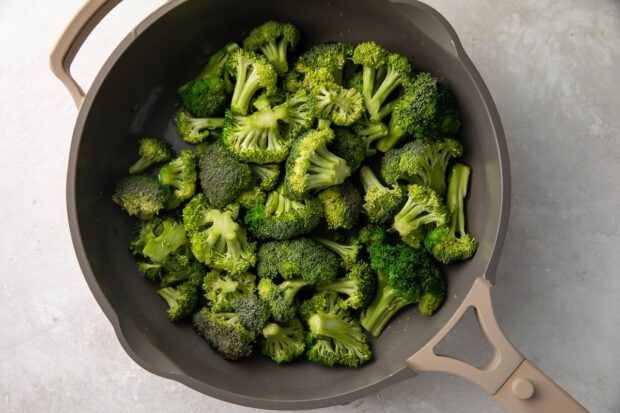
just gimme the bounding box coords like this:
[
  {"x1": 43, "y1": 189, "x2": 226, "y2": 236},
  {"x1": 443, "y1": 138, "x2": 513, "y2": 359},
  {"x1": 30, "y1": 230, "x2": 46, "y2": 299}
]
[{"x1": 51, "y1": 0, "x2": 587, "y2": 411}]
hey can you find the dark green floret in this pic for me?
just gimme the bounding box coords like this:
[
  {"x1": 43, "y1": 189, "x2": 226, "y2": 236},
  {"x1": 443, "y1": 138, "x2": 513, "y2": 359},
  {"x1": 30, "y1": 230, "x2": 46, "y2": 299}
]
[
  {"x1": 243, "y1": 21, "x2": 301, "y2": 75},
  {"x1": 359, "y1": 166, "x2": 407, "y2": 225},
  {"x1": 128, "y1": 138, "x2": 172, "y2": 175},
  {"x1": 157, "y1": 280, "x2": 200, "y2": 322},
  {"x1": 329, "y1": 126, "x2": 367, "y2": 172},
  {"x1": 260, "y1": 318, "x2": 306, "y2": 363},
  {"x1": 112, "y1": 174, "x2": 168, "y2": 219},
  {"x1": 316, "y1": 261, "x2": 376, "y2": 310},
  {"x1": 232, "y1": 295, "x2": 272, "y2": 334},
  {"x1": 192, "y1": 307, "x2": 255, "y2": 361}
]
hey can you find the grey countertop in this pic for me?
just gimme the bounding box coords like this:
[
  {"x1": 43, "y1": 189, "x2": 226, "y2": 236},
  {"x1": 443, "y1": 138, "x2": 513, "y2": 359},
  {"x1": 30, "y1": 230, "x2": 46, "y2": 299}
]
[{"x1": 1, "y1": 0, "x2": 619, "y2": 412}]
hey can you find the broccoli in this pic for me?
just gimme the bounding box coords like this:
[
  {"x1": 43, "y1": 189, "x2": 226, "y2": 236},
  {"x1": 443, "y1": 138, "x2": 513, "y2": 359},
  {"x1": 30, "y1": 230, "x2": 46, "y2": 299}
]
[
  {"x1": 257, "y1": 277, "x2": 309, "y2": 324},
  {"x1": 157, "y1": 280, "x2": 200, "y2": 322},
  {"x1": 112, "y1": 174, "x2": 168, "y2": 219},
  {"x1": 284, "y1": 124, "x2": 352, "y2": 200},
  {"x1": 359, "y1": 166, "x2": 406, "y2": 225},
  {"x1": 232, "y1": 295, "x2": 272, "y2": 334},
  {"x1": 137, "y1": 248, "x2": 205, "y2": 287},
  {"x1": 380, "y1": 138, "x2": 463, "y2": 198},
  {"x1": 260, "y1": 318, "x2": 306, "y2": 363},
  {"x1": 317, "y1": 181, "x2": 363, "y2": 230},
  {"x1": 312, "y1": 237, "x2": 362, "y2": 270},
  {"x1": 316, "y1": 261, "x2": 376, "y2": 310},
  {"x1": 376, "y1": 72, "x2": 461, "y2": 151},
  {"x1": 300, "y1": 291, "x2": 372, "y2": 367},
  {"x1": 424, "y1": 163, "x2": 478, "y2": 264},
  {"x1": 236, "y1": 186, "x2": 267, "y2": 210},
  {"x1": 249, "y1": 163, "x2": 281, "y2": 191},
  {"x1": 197, "y1": 143, "x2": 252, "y2": 209},
  {"x1": 174, "y1": 111, "x2": 225, "y2": 144},
  {"x1": 308, "y1": 81, "x2": 365, "y2": 126},
  {"x1": 158, "y1": 149, "x2": 198, "y2": 209},
  {"x1": 128, "y1": 138, "x2": 172, "y2": 175},
  {"x1": 360, "y1": 242, "x2": 445, "y2": 336},
  {"x1": 192, "y1": 306, "x2": 255, "y2": 361},
  {"x1": 243, "y1": 21, "x2": 301, "y2": 75},
  {"x1": 295, "y1": 42, "x2": 355, "y2": 85},
  {"x1": 221, "y1": 89, "x2": 314, "y2": 164},
  {"x1": 256, "y1": 238, "x2": 340, "y2": 285},
  {"x1": 202, "y1": 268, "x2": 256, "y2": 312},
  {"x1": 225, "y1": 48, "x2": 278, "y2": 115},
  {"x1": 244, "y1": 184, "x2": 323, "y2": 240},
  {"x1": 129, "y1": 216, "x2": 188, "y2": 263},
  {"x1": 182, "y1": 194, "x2": 256, "y2": 274},
  {"x1": 351, "y1": 119, "x2": 389, "y2": 157},
  {"x1": 392, "y1": 184, "x2": 448, "y2": 249},
  {"x1": 329, "y1": 126, "x2": 366, "y2": 172},
  {"x1": 351, "y1": 41, "x2": 415, "y2": 122},
  {"x1": 352, "y1": 223, "x2": 390, "y2": 247}
]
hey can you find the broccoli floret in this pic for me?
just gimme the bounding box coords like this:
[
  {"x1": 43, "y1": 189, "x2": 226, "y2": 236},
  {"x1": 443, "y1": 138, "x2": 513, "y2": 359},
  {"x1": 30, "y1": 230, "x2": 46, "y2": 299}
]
[
  {"x1": 225, "y1": 48, "x2": 278, "y2": 115},
  {"x1": 352, "y1": 223, "x2": 390, "y2": 247},
  {"x1": 157, "y1": 149, "x2": 197, "y2": 209},
  {"x1": 249, "y1": 163, "x2": 281, "y2": 191},
  {"x1": 359, "y1": 166, "x2": 406, "y2": 225},
  {"x1": 182, "y1": 194, "x2": 256, "y2": 274},
  {"x1": 284, "y1": 125, "x2": 351, "y2": 199},
  {"x1": 221, "y1": 89, "x2": 313, "y2": 163},
  {"x1": 128, "y1": 138, "x2": 172, "y2": 175},
  {"x1": 380, "y1": 138, "x2": 463, "y2": 198},
  {"x1": 329, "y1": 126, "x2": 366, "y2": 172},
  {"x1": 312, "y1": 237, "x2": 362, "y2": 270},
  {"x1": 392, "y1": 184, "x2": 448, "y2": 249},
  {"x1": 295, "y1": 42, "x2": 355, "y2": 85},
  {"x1": 244, "y1": 184, "x2": 323, "y2": 240},
  {"x1": 376, "y1": 72, "x2": 461, "y2": 151},
  {"x1": 360, "y1": 242, "x2": 445, "y2": 336},
  {"x1": 308, "y1": 82, "x2": 365, "y2": 126},
  {"x1": 112, "y1": 174, "x2": 168, "y2": 219},
  {"x1": 351, "y1": 119, "x2": 389, "y2": 157},
  {"x1": 197, "y1": 143, "x2": 252, "y2": 209},
  {"x1": 424, "y1": 163, "x2": 478, "y2": 264},
  {"x1": 316, "y1": 261, "x2": 376, "y2": 310},
  {"x1": 243, "y1": 21, "x2": 301, "y2": 75},
  {"x1": 174, "y1": 111, "x2": 225, "y2": 144},
  {"x1": 236, "y1": 186, "x2": 267, "y2": 210},
  {"x1": 129, "y1": 216, "x2": 188, "y2": 262},
  {"x1": 257, "y1": 277, "x2": 309, "y2": 324},
  {"x1": 192, "y1": 307, "x2": 255, "y2": 361},
  {"x1": 157, "y1": 280, "x2": 200, "y2": 322},
  {"x1": 202, "y1": 269, "x2": 256, "y2": 312},
  {"x1": 300, "y1": 291, "x2": 372, "y2": 367},
  {"x1": 149, "y1": 249, "x2": 205, "y2": 287},
  {"x1": 351, "y1": 41, "x2": 415, "y2": 122},
  {"x1": 260, "y1": 318, "x2": 306, "y2": 363},
  {"x1": 199, "y1": 41, "x2": 241, "y2": 79},
  {"x1": 232, "y1": 295, "x2": 271, "y2": 334},
  {"x1": 317, "y1": 181, "x2": 363, "y2": 230},
  {"x1": 256, "y1": 238, "x2": 340, "y2": 285}
]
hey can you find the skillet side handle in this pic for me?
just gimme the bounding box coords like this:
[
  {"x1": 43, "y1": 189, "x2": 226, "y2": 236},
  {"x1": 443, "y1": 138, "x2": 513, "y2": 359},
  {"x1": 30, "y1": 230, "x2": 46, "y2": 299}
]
[
  {"x1": 49, "y1": 0, "x2": 122, "y2": 107},
  {"x1": 406, "y1": 276, "x2": 588, "y2": 413}
]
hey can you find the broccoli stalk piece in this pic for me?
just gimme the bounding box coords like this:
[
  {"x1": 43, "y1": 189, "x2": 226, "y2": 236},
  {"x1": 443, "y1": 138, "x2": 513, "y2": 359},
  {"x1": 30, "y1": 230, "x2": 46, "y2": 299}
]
[
  {"x1": 158, "y1": 149, "x2": 198, "y2": 209},
  {"x1": 260, "y1": 318, "x2": 306, "y2": 363},
  {"x1": 392, "y1": 184, "x2": 448, "y2": 249},
  {"x1": 316, "y1": 261, "x2": 376, "y2": 310},
  {"x1": 202, "y1": 269, "x2": 256, "y2": 312},
  {"x1": 424, "y1": 163, "x2": 478, "y2": 264},
  {"x1": 351, "y1": 41, "x2": 415, "y2": 122},
  {"x1": 157, "y1": 280, "x2": 200, "y2": 322},
  {"x1": 112, "y1": 174, "x2": 168, "y2": 219},
  {"x1": 359, "y1": 166, "x2": 407, "y2": 225},
  {"x1": 174, "y1": 111, "x2": 225, "y2": 144},
  {"x1": 352, "y1": 119, "x2": 389, "y2": 157},
  {"x1": 284, "y1": 125, "x2": 351, "y2": 199},
  {"x1": 192, "y1": 307, "x2": 255, "y2": 361},
  {"x1": 380, "y1": 138, "x2": 463, "y2": 198},
  {"x1": 225, "y1": 48, "x2": 278, "y2": 115},
  {"x1": 128, "y1": 138, "x2": 172, "y2": 175},
  {"x1": 243, "y1": 21, "x2": 301, "y2": 74},
  {"x1": 257, "y1": 277, "x2": 309, "y2": 324},
  {"x1": 244, "y1": 184, "x2": 323, "y2": 240},
  {"x1": 360, "y1": 242, "x2": 446, "y2": 336},
  {"x1": 300, "y1": 291, "x2": 372, "y2": 367},
  {"x1": 317, "y1": 182, "x2": 363, "y2": 230}
]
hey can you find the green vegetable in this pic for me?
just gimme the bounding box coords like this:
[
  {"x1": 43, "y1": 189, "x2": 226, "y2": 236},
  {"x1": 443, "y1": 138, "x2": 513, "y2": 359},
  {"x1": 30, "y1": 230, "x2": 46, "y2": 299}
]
[
  {"x1": 243, "y1": 21, "x2": 301, "y2": 75},
  {"x1": 128, "y1": 138, "x2": 172, "y2": 175},
  {"x1": 112, "y1": 174, "x2": 168, "y2": 220},
  {"x1": 260, "y1": 318, "x2": 306, "y2": 363},
  {"x1": 192, "y1": 306, "x2": 255, "y2": 361}
]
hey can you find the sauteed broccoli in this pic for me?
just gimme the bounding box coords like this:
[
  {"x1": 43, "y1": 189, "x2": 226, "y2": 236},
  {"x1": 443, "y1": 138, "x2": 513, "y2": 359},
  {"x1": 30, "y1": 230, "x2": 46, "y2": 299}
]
[{"x1": 111, "y1": 21, "x2": 477, "y2": 367}]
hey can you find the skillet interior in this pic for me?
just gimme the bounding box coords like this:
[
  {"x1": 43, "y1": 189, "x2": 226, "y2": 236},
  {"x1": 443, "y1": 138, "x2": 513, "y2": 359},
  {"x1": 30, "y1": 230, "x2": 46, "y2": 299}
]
[{"x1": 67, "y1": 0, "x2": 509, "y2": 409}]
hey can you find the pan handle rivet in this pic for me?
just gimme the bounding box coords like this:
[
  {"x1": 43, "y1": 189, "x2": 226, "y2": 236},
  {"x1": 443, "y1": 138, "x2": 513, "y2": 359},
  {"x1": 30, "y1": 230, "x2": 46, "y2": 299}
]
[{"x1": 512, "y1": 378, "x2": 535, "y2": 400}]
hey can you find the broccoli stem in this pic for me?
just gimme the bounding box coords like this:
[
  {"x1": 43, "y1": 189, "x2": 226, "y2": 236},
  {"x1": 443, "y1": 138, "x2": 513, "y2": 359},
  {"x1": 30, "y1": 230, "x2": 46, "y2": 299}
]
[
  {"x1": 448, "y1": 163, "x2": 470, "y2": 237},
  {"x1": 359, "y1": 166, "x2": 385, "y2": 194},
  {"x1": 260, "y1": 41, "x2": 288, "y2": 74},
  {"x1": 157, "y1": 287, "x2": 180, "y2": 308},
  {"x1": 359, "y1": 280, "x2": 410, "y2": 337},
  {"x1": 367, "y1": 67, "x2": 402, "y2": 121},
  {"x1": 307, "y1": 313, "x2": 365, "y2": 347},
  {"x1": 305, "y1": 146, "x2": 351, "y2": 191},
  {"x1": 231, "y1": 66, "x2": 264, "y2": 115}
]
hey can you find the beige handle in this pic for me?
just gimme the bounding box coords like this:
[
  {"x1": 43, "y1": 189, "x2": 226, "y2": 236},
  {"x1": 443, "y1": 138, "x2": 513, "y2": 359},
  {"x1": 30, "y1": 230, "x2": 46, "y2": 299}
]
[
  {"x1": 407, "y1": 276, "x2": 588, "y2": 412},
  {"x1": 49, "y1": 0, "x2": 122, "y2": 107}
]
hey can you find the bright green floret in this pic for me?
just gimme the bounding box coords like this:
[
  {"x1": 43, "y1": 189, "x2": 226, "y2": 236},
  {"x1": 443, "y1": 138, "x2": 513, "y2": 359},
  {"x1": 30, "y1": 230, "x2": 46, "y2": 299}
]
[
  {"x1": 129, "y1": 216, "x2": 187, "y2": 263},
  {"x1": 202, "y1": 268, "x2": 256, "y2": 312},
  {"x1": 136, "y1": 247, "x2": 204, "y2": 287},
  {"x1": 359, "y1": 166, "x2": 406, "y2": 225},
  {"x1": 128, "y1": 138, "x2": 172, "y2": 175},
  {"x1": 284, "y1": 125, "x2": 352, "y2": 199},
  {"x1": 157, "y1": 280, "x2": 200, "y2": 322},
  {"x1": 392, "y1": 184, "x2": 448, "y2": 249},
  {"x1": 158, "y1": 149, "x2": 198, "y2": 209},
  {"x1": 424, "y1": 163, "x2": 478, "y2": 264},
  {"x1": 300, "y1": 291, "x2": 372, "y2": 367},
  {"x1": 192, "y1": 307, "x2": 255, "y2": 361},
  {"x1": 112, "y1": 174, "x2": 167, "y2": 219},
  {"x1": 360, "y1": 242, "x2": 445, "y2": 336},
  {"x1": 257, "y1": 277, "x2": 309, "y2": 324},
  {"x1": 243, "y1": 21, "x2": 301, "y2": 74},
  {"x1": 317, "y1": 182, "x2": 363, "y2": 230},
  {"x1": 225, "y1": 48, "x2": 278, "y2": 115},
  {"x1": 316, "y1": 261, "x2": 376, "y2": 310},
  {"x1": 313, "y1": 237, "x2": 363, "y2": 270},
  {"x1": 244, "y1": 184, "x2": 323, "y2": 240},
  {"x1": 260, "y1": 318, "x2": 306, "y2": 363},
  {"x1": 295, "y1": 42, "x2": 355, "y2": 85},
  {"x1": 308, "y1": 82, "x2": 365, "y2": 126},
  {"x1": 174, "y1": 111, "x2": 225, "y2": 144},
  {"x1": 380, "y1": 138, "x2": 463, "y2": 198}
]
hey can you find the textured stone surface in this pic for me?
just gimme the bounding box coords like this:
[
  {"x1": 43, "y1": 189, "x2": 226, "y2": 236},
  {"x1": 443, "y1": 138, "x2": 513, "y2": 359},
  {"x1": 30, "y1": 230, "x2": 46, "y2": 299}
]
[{"x1": 1, "y1": 0, "x2": 619, "y2": 412}]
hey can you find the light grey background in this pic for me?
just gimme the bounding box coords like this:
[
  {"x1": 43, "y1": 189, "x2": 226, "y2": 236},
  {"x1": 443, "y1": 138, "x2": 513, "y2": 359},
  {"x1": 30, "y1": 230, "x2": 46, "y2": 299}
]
[{"x1": 1, "y1": 0, "x2": 619, "y2": 412}]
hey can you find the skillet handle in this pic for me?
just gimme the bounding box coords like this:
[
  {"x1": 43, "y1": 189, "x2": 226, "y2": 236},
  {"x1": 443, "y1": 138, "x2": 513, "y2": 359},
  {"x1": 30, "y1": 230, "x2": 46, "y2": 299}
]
[
  {"x1": 49, "y1": 0, "x2": 122, "y2": 107},
  {"x1": 406, "y1": 276, "x2": 588, "y2": 412}
]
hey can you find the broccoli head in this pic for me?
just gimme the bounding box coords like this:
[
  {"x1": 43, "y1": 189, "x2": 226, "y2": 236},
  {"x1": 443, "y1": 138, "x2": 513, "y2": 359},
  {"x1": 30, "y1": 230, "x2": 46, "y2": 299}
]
[
  {"x1": 260, "y1": 318, "x2": 306, "y2": 364},
  {"x1": 174, "y1": 110, "x2": 225, "y2": 144},
  {"x1": 316, "y1": 261, "x2": 376, "y2": 310},
  {"x1": 177, "y1": 75, "x2": 229, "y2": 118},
  {"x1": 192, "y1": 307, "x2": 255, "y2": 361},
  {"x1": 232, "y1": 295, "x2": 272, "y2": 334},
  {"x1": 243, "y1": 21, "x2": 301, "y2": 74},
  {"x1": 257, "y1": 277, "x2": 309, "y2": 324},
  {"x1": 317, "y1": 181, "x2": 363, "y2": 230},
  {"x1": 359, "y1": 165, "x2": 406, "y2": 225},
  {"x1": 202, "y1": 268, "x2": 256, "y2": 312},
  {"x1": 295, "y1": 42, "x2": 355, "y2": 85},
  {"x1": 112, "y1": 174, "x2": 168, "y2": 220},
  {"x1": 329, "y1": 126, "x2": 367, "y2": 172},
  {"x1": 308, "y1": 81, "x2": 365, "y2": 126},
  {"x1": 157, "y1": 280, "x2": 200, "y2": 322},
  {"x1": 128, "y1": 138, "x2": 172, "y2": 175},
  {"x1": 312, "y1": 237, "x2": 363, "y2": 270},
  {"x1": 158, "y1": 149, "x2": 198, "y2": 209}
]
